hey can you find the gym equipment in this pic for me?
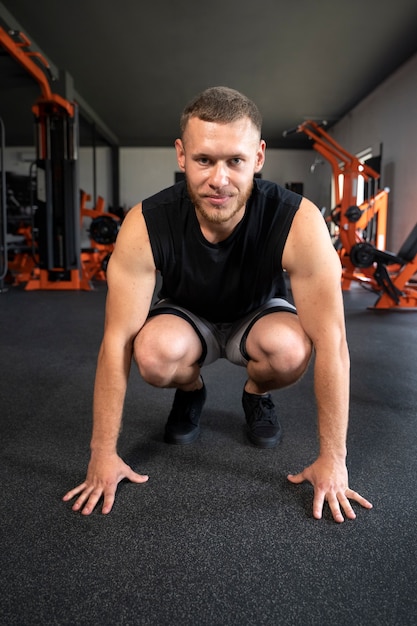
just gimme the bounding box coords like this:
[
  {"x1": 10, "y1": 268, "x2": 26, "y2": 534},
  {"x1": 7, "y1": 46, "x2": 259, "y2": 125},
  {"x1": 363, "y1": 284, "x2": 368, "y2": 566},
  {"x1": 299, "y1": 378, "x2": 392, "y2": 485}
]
[
  {"x1": 4, "y1": 188, "x2": 120, "y2": 288},
  {"x1": 284, "y1": 120, "x2": 417, "y2": 309},
  {"x1": 79, "y1": 190, "x2": 121, "y2": 283},
  {"x1": 349, "y1": 224, "x2": 417, "y2": 309},
  {"x1": 0, "y1": 117, "x2": 7, "y2": 291},
  {"x1": 0, "y1": 27, "x2": 123, "y2": 291},
  {"x1": 0, "y1": 27, "x2": 81, "y2": 289},
  {"x1": 6, "y1": 224, "x2": 37, "y2": 285},
  {"x1": 89, "y1": 215, "x2": 119, "y2": 245}
]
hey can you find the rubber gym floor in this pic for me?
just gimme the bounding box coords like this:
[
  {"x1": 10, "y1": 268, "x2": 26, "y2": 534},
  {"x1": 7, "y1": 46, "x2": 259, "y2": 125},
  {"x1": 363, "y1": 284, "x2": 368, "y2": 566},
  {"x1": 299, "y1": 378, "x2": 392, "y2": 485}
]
[{"x1": 1, "y1": 282, "x2": 416, "y2": 626}]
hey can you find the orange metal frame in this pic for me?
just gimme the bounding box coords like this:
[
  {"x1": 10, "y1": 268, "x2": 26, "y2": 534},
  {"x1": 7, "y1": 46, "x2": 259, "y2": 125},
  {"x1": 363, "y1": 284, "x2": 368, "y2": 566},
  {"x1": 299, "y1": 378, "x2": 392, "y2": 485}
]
[
  {"x1": 6, "y1": 225, "x2": 37, "y2": 284},
  {"x1": 290, "y1": 121, "x2": 417, "y2": 309},
  {"x1": 291, "y1": 121, "x2": 386, "y2": 282},
  {"x1": 0, "y1": 28, "x2": 74, "y2": 118}
]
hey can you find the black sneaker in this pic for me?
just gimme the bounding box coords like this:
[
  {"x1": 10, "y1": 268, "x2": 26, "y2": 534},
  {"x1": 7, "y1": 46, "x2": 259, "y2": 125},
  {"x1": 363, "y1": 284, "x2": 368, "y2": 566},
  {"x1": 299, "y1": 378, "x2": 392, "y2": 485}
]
[
  {"x1": 242, "y1": 388, "x2": 282, "y2": 448},
  {"x1": 164, "y1": 381, "x2": 206, "y2": 444}
]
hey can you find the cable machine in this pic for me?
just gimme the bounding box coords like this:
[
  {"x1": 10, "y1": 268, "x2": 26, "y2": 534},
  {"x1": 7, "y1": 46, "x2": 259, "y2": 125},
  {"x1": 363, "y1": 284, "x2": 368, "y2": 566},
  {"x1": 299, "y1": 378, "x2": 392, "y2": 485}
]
[{"x1": 0, "y1": 27, "x2": 83, "y2": 289}]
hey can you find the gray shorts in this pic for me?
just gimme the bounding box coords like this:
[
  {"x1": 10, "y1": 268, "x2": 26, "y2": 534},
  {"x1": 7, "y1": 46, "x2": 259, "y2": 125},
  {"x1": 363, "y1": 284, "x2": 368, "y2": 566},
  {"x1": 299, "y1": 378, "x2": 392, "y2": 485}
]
[{"x1": 147, "y1": 297, "x2": 297, "y2": 367}]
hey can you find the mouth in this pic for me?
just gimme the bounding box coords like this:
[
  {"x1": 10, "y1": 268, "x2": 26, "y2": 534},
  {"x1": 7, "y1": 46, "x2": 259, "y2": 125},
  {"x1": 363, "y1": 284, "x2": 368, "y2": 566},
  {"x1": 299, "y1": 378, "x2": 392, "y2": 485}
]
[{"x1": 204, "y1": 194, "x2": 233, "y2": 207}]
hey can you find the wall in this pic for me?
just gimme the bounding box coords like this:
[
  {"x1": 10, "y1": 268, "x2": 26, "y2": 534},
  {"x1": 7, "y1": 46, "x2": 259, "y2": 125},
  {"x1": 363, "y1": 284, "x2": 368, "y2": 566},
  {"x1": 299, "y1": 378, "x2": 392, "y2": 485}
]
[
  {"x1": 261, "y1": 149, "x2": 330, "y2": 210},
  {"x1": 78, "y1": 147, "x2": 113, "y2": 209},
  {"x1": 119, "y1": 147, "x2": 178, "y2": 210},
  {"x1": 330, "y1": 53, "x2": 417, "y2": 251}
]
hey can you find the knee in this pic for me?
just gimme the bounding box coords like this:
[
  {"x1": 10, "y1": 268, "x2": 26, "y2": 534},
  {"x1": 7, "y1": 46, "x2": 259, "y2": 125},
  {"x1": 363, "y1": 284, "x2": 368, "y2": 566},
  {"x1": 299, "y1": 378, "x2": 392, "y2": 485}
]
[
  {"x1": 134, "y1": 343, "x2": 165, "y2": 386},
  {"x1": 133, "y1": 327, "x2": 200, "y2": 387},
  {"x1": 285, "y1": 328, "x2": 312, "y2": 363},
  {"x1": 271, "y1": 331, "x2": 312, "y2": 374},
  {"x1": 133, "y1": 332, "x2": 172, "y2": 386},
  {"x1": 248, "y1": 323, "x2": 312, "y2": 374}
]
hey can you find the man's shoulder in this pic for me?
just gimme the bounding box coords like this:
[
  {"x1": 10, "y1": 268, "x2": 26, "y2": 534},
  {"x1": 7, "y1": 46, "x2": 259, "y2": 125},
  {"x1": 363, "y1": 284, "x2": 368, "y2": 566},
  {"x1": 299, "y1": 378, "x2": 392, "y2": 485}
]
[
  {"x1": 142, "y1": 180, "x2": 188, "y2": 211},
  {"x1": 252, "y1": 178, "x2": 302, "y2": 208}
]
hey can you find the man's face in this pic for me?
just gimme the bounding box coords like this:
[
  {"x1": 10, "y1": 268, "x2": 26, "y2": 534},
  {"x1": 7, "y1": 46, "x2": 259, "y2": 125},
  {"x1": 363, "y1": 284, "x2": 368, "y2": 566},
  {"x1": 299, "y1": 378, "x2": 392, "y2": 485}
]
[{"x1": 175, "y1": 116, "x2": 265, "y2": 226}]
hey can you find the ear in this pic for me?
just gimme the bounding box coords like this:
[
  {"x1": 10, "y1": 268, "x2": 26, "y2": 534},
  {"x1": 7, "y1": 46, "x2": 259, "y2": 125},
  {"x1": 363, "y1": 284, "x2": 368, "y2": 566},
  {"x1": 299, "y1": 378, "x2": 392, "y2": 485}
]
[
  {"x1": 254, "y1": 139, "x2": 266, "y2": 173},
  {"x1": 175, "y1": 138, "x2": 186, "y2": 172}
]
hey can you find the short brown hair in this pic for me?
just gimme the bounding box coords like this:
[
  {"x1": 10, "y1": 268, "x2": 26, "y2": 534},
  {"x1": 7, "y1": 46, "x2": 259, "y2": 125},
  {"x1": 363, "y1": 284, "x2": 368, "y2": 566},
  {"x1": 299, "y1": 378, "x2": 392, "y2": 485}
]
[{"x1": 180, "y1": 86, "x2": 262, "y2": 137}]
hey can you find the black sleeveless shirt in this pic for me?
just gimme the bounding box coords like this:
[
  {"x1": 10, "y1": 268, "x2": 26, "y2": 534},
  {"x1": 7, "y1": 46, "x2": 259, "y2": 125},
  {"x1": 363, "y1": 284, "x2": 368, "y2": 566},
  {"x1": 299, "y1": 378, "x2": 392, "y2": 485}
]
[{"x1": 142, "y1": 178, "x2": 301, "y2": 323}]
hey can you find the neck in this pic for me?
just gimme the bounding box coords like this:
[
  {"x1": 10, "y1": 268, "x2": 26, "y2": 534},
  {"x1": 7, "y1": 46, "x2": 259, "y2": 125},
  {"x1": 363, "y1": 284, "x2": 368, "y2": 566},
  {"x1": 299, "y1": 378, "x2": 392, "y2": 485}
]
[{"x1": 195, "y1": 206, "x2": 246, "y2": 243}]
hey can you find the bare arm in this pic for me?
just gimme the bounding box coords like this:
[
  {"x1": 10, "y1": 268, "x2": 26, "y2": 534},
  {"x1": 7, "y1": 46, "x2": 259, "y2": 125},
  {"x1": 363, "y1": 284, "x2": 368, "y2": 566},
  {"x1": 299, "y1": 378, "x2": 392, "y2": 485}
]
[
  {"x1": 283, "y1": 198, "x2": 372, "y2": 522},
  {"x1": 63, "y1": 203, "x2": 157, "y2": 514}
]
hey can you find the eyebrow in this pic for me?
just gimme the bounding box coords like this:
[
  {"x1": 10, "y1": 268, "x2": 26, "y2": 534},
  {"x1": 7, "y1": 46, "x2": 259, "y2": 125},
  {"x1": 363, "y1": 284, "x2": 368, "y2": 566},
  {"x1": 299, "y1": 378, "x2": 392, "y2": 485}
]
[{"x1": 191, "y1": 152, "x2": 246, "y2": 160}]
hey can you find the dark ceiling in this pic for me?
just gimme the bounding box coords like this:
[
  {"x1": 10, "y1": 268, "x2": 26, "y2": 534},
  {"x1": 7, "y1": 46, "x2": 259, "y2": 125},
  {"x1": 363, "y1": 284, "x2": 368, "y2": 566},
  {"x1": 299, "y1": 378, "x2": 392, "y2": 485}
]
[{"x1": 1, "y1": 0, "x2": 417, "y2": 150}]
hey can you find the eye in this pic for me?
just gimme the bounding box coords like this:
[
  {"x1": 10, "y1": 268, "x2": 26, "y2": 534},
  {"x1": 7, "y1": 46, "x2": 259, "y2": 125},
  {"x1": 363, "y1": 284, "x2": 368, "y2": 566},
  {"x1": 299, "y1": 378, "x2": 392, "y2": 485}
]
[
  {"x1": 195, "y1": 156, "x2": 211, "y2": 166},
  {"x1": 230, "y1": 158, "x2": 243, "y2": 166}
]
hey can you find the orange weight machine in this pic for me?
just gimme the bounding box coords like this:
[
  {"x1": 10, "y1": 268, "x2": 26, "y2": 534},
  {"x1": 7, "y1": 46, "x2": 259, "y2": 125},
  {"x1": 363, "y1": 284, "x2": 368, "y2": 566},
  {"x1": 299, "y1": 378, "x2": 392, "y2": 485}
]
[
  {"x1": 79, "y1": 190, "x2": 121, "y2": 283},
  {"x1": 0, "y1": 27, "x2": 84, "y2": 290},
  {"x1": 284, "y1": 120, "x2": 417, "y2": 309},
  {"x1": 6, "y1": 190, "x2": 121, "y2": 289}
]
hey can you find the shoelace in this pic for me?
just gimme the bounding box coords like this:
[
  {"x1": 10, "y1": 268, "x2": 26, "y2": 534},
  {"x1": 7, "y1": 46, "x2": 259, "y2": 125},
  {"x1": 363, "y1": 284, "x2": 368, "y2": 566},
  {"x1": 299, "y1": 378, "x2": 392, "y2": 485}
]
[{"x1": 250, "y1": 395, "x2": 276, "y2": 424}]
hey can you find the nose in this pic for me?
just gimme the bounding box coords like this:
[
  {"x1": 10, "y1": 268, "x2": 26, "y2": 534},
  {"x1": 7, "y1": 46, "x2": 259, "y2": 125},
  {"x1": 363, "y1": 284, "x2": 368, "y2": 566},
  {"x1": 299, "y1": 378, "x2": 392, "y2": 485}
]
[{"x1": 209, "y1": 162, "x2": 229, "y2": 188}]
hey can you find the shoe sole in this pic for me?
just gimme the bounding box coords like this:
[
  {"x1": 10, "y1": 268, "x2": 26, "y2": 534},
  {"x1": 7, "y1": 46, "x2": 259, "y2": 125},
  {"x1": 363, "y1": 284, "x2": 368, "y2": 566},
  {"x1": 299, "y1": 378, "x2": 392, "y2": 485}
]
[
  {"x1": 247, "y1": 430, "x2": 282, "y2": 448},
  {"x1": 164, "y1": 426, "x2": 201, "y2": 445}
]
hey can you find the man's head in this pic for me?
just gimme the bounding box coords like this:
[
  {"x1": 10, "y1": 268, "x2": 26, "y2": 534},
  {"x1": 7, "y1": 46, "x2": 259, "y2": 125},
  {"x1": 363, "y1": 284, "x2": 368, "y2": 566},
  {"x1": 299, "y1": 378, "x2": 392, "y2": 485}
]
[
  {"x1": 180, "y1": 86, "x2": 262, "y2": 140},
  {"x1": 176, "y1": 87, "x2": 265, "y2": 230}
]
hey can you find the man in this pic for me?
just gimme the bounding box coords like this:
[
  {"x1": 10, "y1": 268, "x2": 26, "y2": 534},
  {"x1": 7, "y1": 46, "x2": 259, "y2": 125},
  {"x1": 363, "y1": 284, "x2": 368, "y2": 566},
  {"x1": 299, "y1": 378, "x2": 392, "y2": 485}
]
[{"x1": 63, "y1": 86, "x2": 372, "y2": 522}]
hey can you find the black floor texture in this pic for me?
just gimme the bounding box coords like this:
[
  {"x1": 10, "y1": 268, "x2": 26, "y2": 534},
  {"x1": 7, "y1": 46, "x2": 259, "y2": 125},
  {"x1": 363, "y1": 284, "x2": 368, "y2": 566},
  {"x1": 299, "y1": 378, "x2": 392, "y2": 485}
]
[{"x1": 1, "y1": 282, "x2": 417, "y2": 626}]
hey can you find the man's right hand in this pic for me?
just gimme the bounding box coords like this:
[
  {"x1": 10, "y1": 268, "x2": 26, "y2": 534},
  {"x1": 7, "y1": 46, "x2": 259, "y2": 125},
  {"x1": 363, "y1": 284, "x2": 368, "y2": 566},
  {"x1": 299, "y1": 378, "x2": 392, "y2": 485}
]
[{"x1": 62, "y1": 452, "x2": 149, "y2": 515}]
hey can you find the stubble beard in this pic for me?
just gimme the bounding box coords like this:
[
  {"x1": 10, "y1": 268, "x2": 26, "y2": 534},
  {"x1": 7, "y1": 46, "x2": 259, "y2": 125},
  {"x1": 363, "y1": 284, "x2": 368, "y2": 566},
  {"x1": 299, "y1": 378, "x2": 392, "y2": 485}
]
[{"x1": 186, "y1": 179, "x2": 254, "y2": 225}]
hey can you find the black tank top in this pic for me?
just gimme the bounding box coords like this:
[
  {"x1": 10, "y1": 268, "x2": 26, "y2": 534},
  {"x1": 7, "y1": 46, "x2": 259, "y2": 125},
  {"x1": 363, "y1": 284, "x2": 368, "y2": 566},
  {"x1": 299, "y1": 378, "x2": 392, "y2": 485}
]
[{"x1": 142, "y1": 179, "x2": 301, "y2": 322}]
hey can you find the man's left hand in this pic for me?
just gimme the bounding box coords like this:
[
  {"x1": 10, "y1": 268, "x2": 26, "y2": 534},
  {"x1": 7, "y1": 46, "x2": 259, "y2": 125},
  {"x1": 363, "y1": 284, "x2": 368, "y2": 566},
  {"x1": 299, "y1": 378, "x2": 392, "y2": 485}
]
[{"x1": 287, "y1": 457, "x2": 373, "y2": 523}]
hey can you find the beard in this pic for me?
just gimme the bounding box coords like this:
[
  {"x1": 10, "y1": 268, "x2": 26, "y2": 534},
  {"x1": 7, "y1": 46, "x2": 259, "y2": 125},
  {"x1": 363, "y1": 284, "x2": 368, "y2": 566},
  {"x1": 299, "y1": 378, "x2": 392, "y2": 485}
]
[{"x1": 186, "y1": 178, "x2": 254, "y2": 225}]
